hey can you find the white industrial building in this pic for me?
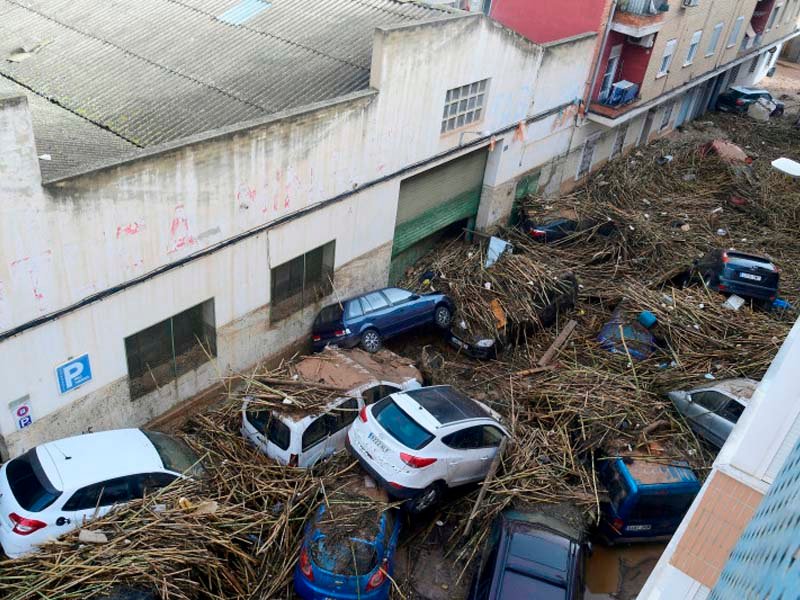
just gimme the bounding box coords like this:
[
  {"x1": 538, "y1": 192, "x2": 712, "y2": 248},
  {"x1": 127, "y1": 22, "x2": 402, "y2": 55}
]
[{"x1": 0, "y1": 0, "x2": 596, "y2": 458}]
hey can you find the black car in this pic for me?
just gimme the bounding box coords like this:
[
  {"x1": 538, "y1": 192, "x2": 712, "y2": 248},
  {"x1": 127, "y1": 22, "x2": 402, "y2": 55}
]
[
  {"x1": 312, "y1": 287, "x2": 454, "y2": 353},
  {"x1": 716, "y1": 86, "x2": 785, "y2": 117},
  {"x1": 468, "y1": 511, "x2": 588, "y2": 600},
  {"x1": 524, "y1": 217, "x2": 616, "y2": 243},
  {"x1": 694, "y1": 249, "x2": 780, "y2": 302}
]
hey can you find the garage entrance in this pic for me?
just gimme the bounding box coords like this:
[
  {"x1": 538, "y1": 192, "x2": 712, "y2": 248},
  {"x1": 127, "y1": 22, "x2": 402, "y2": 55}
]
[{"x1": 389, "y1": 149, "x2": 488, "y2": 284}]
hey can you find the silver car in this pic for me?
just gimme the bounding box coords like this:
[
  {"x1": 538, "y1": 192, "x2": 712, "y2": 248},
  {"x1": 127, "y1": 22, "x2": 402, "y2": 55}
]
[{"x1": 668, "y1": 378, "x2": 758, "y2": 448}]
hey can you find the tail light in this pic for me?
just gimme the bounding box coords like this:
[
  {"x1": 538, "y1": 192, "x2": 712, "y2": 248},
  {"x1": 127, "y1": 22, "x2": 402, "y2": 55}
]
[
  {"x1": 611, "y1": 517, "x2": 625, "y2": 533},
  {"x1": 312, "y1": 335, "x2": 321, "y2": 342},
  {"x1": 359, "y1": 406, "x2": 368, "y2": 422},
  {"x1": 333, "y1": 329, "x2": 347, "y2": 337},
  {"x1": 718, "y1": 283, "x2": 727, "y2": 291},
  {"x1": 365, "y1": 559, "x2": 389, "y2": 591},
  {"x1": 722, "y1": 252, "x2": 729, "y2": 263},
  {"x1": 288, "y1": 454, "x2": 299, "y2": 467},
  {"x1": 299, "y1": 546, "x2": 314, "y2": 580},
  {"x1": 530, "y1": 229, "x2": 547, "y2": 239},
  {"x1": 400, "y1": 452, "x2": 437, "y2": 468},
  {"x1": 736, "y1": 99, "x2": 746, "y2": 106},
  {"x1": 9, "y1": 513, "x2": 47, "y2": 536}
]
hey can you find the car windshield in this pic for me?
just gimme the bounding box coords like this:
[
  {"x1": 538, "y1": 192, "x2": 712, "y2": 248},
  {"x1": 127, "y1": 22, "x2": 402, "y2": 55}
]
[
  {"x1": 143, "y1": 431, "x2": 204, "y2": 478},
  {"x1": 5, "y1": 449, "x2": 62, "y2": 512},
  {"x1": 310, "y1": 536, "x2": 378, "y2": 576},
  {"x1": 373, "y1": 397, "x2": 434, "y2": 450},
  {"x1": 500, "y1": 569, "x2": 566, "y2": 600},
  {"x1": 314, "y1": 304, "x2": 344, "y2": 327},
  {"x1": 246, "y1": 409, "x2": 291, "y2": 451}
]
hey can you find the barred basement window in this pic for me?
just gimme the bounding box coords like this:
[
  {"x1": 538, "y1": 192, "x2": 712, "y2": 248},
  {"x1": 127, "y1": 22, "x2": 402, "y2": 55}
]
[
  {"x1": 611, "y1": 124, "x2": 629, "y2": 159},
  {"x1": 441, "y1": 79, "x2": 489, "y2": 134},
  {"x1": 270, "y1": 241, "x2": 335, "y2": 322},
  {"x1": 125, "y1": 299, "x2": 217, "y2": 400}
]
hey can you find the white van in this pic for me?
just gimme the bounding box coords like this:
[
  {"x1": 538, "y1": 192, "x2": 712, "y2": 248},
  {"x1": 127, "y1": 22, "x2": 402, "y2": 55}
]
[{"x1": 240, "y1": 348, "x2": 422, "y2": 467}]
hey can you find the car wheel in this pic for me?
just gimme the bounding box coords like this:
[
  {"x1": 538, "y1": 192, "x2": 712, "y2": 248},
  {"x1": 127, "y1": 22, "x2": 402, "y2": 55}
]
[
  {"x1": 406, "y1": 482, "x2": 443, "y2": 514},
  {"x1": 360, "y1": 329, "x2": 382, "y2": 353},
  {"x1": 434, "y1": 305, "x2": 453, "y2": 329}
]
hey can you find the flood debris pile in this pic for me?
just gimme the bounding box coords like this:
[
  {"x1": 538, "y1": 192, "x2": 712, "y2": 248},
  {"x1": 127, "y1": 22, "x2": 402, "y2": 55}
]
[
  {"x1": 402, "y1": 239, "x2": 578, "y2": 344},
  {"x1": 0, "y1": 397, "x2": 354, "y2": 600}
]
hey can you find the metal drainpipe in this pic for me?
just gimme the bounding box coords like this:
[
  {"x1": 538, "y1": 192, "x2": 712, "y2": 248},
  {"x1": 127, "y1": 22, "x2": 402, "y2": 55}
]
[{"x1": 585, "y1": 0, "x2": 620, "y2": 112}]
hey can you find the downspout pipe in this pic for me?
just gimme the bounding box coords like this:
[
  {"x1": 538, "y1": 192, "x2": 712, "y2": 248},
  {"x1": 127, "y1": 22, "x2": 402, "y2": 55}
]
[{"x1": 585, "y1": 0, "x2": 619, "y2": 112}]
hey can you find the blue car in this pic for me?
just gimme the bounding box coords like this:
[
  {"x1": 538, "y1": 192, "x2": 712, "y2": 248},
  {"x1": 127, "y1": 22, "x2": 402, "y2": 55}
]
[
  {"x1": 695, "y1": 249, "x2": 780, "y2": 302},
  {"x1": 311, "y1": 287, "x2": 454, "y2": 353},
  {"x1": 597, "y1": 309, "x2": 657, "y2": 361},
  {"x1": 294, "y1": 500, "x2": 401, "y2": 600},
  {"x1": 597, "y1": 457, "x2": 700, "y2": 544}
]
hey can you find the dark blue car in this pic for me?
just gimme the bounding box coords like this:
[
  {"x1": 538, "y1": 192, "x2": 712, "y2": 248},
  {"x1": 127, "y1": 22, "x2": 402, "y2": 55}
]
[
  {"x1": 294, "y1": 501, "x2": 401, "y2": 600},
  {"x1": 311, "y1": 287, "x2": 454, "y2": 353},
  {"x1": 468, "y1": 510, "x2": 588, "y2": 600},
  {"x1": 695, "y1": 249, "x2": 780, "y2": 302}
]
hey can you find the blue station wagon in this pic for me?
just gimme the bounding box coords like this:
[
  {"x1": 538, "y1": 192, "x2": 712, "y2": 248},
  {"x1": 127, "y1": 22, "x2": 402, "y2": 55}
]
[{"x1": 312, "y1": 287, "x2": 454, "y2": 353}]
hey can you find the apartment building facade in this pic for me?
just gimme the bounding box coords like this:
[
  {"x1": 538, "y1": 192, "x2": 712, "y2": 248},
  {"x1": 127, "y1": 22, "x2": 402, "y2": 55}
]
[
  {"x1": 489, "y1": 0, "x2": 800, "y2": 191},
  {"x1": 0, "y1": 1, "x2": 596, "y2": 459}
]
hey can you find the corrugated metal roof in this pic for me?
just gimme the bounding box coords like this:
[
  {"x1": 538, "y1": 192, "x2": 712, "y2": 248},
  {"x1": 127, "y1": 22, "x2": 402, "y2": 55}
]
[{"x1": 0, "y1": 0, "x2": 447, "y2": 181}]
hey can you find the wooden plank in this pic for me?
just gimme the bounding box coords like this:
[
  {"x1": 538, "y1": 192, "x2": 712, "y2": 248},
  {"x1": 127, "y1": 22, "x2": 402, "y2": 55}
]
[{"x1": 537, "y1": 319, "x2": 578, "y2": 367}]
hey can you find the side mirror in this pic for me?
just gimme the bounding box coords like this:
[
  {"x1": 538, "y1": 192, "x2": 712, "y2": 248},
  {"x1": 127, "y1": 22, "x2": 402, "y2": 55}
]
[{"x1": 686, "y1": 394, "x2": 694, "y2": 403}]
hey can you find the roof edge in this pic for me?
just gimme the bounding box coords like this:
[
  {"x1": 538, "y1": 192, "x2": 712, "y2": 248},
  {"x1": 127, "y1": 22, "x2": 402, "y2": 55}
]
[
  {"x1": 45, "y1": 88, "x2": 379, "y2": 186},
  {"x1": 541, "y1": 31, "x2": 598, "y2": 48}
]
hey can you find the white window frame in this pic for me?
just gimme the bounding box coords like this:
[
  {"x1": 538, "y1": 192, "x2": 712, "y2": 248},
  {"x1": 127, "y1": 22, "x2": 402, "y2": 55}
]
[
  {"x1": 685, "y1": 30, "x2": 703, "y2": 65},
  {"x1": 706, "y1": 22, "x2": 724, "y2": 56},
  {"x1": 658, "y1": 39, "x2": 678, "y2": 77},
  {"x1": 784, "y1": 0, "x2": 795, "y2": 23},
  {"x1": 727, "y1": 16, "x2": 745, "y2": 48},
  {"x1": 441, "y1": 79, "x2": 489, "y2": 134},
  {"x1": 599, "y1": 44, "x2": 623, "y2": 103}
]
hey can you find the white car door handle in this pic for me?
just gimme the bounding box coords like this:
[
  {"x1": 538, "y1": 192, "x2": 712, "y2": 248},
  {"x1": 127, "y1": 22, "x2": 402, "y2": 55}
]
[{"x1": 480, "y1": 456, "x2": 491, "y2": 461}]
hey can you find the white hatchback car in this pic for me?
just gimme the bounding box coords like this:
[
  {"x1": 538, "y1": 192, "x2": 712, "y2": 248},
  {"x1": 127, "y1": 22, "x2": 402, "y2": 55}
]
[
  {"x1": 347, "y1": 385, "x2": 509, "y2": 513},
  {"x1": 0, "y1": 429, "x2": 202, "y2": 558},
  {"x1": 241, "y1": 348, "x2": 422, "y2": 468}
]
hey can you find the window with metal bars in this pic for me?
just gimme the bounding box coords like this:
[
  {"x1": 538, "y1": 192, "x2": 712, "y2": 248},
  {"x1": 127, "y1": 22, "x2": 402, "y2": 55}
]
[
  {"x1": 270, "y1": 241, "x2": 335, "y2": 322},
  {"x1": 124, "y1": 299, "x2": 217, "y2": 400}
]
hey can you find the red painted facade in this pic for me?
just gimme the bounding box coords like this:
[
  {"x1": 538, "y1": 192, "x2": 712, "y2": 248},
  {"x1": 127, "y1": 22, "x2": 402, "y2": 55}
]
[
  {"x1": 751, "y1": 0, "x2": 777, "y2": 34},
  {"x1": 489, "y1": 0, "x2": 608, "y2": 44},
  {"x1": 590, "y1": 32, "x2": 653, "y2": 102}
]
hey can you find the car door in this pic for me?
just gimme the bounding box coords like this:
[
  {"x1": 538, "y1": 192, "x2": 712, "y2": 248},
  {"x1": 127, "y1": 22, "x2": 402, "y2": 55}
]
[
  {"x1": 717, "y1": 398, "x2": 746, "y2": 443},
  {"x1": 360, "y1": 291, "x2": 398, "y2": 336},
  {"x1": 443, "y1": 425, "x2": 504, "y2": 486},
  {"x1": 63, "y1": 475, "x2": 140, "y2": 526},
  {"x1": 298, "y1": 414, "x2": 332, "y2": 468},
  {"x1": 382, "y1": 288, "x2": 426, "y2": 332}
]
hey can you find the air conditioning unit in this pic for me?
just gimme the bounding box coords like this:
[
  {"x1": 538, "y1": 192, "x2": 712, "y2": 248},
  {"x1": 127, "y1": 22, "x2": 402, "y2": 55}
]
[
  {"x1": 682, "y1": 0, "x2": 699, "y2": 7},
  {"x1": 628, "y1": 33, "x2": 656, "y2": 48},
  {"x1": 608, "y1": 81, "x2": 639, "y2": 107}
]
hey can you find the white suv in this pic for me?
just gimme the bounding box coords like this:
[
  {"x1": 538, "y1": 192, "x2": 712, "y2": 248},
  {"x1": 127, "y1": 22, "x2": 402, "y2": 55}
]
[
  {"x1": 347, "y1": 385, "x2": 509, "y2": 513},
  {"x1": 0, "y1": 429, "x2": 202, "y2": 558}
]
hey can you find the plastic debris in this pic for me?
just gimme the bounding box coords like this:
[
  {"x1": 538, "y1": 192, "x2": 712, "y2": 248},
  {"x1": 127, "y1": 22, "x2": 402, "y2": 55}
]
[
  {"x1": 78, "y1": 530, "x2": 108, "y2": 544},
  {"x1": 723, "y1": 295, "x2": 746, "y2": 311}
]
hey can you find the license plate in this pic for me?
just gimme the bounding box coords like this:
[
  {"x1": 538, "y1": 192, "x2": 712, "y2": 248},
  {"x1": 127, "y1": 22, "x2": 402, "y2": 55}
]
[
  {"x1": 626, "y1": 524, "x2": 652, "y2": 531},
  {"x1": 368, "y1": 432, "x2": 389, "y2": 453},
  {"x1": 739, "y1": 272, "x2": 762, "y2": 281}
]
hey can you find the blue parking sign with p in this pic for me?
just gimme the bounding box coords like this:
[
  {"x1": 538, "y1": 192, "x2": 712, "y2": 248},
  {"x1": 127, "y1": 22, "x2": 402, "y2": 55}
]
[{"x1": 56, "y1": 354, "x2": 93, "y2": 394}]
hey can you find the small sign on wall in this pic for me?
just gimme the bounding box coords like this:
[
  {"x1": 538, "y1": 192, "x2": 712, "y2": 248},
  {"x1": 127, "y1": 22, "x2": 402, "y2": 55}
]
[
  {"x1": 9, "y1": 395, "x2": 33, "y2": 431},
  {"x1": 56, "y1": 354, "x2": 93, "y2": 394}
]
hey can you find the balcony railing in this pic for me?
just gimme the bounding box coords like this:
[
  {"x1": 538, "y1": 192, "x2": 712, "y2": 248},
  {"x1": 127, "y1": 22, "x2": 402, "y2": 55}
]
[{"x1": 618, "y1": 0, "x2": 669, "y2": 15}]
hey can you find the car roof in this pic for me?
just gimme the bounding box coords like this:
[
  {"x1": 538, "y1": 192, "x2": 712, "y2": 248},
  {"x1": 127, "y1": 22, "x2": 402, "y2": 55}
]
[
  {"x1": 691, "y1": 378, "x2": 758, "y2": 402},
  {"x1": 36, "y1": 429, "x2": 164, "y2": 491},
  {"x1": 402, "y1": 386, "x2": 489, "y2": 426},
  {"x1": 496, "y1": 524, "x2": 573, "y2": 594},
  {"x1": 622, "y1": 458, "x2": 699, "y2": 487}
]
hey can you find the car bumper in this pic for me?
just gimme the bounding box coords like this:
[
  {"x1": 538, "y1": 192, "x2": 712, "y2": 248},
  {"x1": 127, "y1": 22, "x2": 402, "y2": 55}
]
[
  {"x1": 345, "y1": 434, "x2": 423, "y2": 500},
  {"x1": 294, "y1": 566, "x2": 389, "y2": 600},
  {"x1": 718, "y1": 278, "x2": 777, "y2": 301},
  {"x1": 0, "y1": 529, "x2": 34, "y2": 559}
]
